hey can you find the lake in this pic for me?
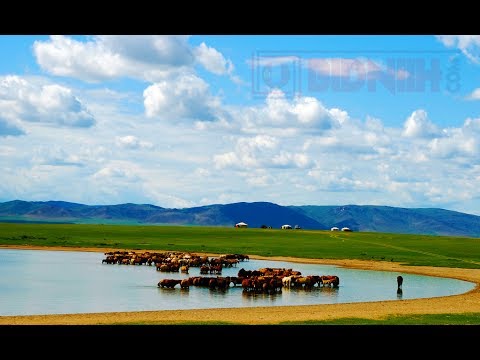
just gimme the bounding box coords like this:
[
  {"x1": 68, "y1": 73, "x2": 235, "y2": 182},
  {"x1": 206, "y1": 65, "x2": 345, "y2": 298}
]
[{"x1": 0, "y1": 248, "x2": 474, "y2": 316}]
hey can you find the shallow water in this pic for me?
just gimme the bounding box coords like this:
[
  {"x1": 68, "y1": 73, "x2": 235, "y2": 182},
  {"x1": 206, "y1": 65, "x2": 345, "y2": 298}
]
[{"x1": 0, "y1": 249, "x2": 474, "y2": 316}]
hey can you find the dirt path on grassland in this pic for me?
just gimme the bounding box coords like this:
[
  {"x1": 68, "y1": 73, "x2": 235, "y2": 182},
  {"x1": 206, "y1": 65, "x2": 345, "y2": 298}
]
[{"x1": 1, "y1": 245, "x2": 479, "y2": 325}]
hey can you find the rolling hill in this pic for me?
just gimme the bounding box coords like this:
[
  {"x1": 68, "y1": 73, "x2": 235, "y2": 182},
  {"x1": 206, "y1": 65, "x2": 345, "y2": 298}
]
[{"x1": 1, "y1": 200, "x2": 480, "y2": 237}]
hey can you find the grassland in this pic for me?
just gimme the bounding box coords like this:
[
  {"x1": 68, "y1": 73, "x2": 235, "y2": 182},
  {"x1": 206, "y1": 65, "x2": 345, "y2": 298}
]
[{"x1": 1, "y1": 222, "x2": 479, "y2": 269}]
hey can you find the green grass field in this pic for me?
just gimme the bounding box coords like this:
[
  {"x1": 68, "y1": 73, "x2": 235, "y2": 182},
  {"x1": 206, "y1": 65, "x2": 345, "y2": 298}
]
[
  {"x1": 1, "y1": 222, "x2": 480, "y2": 325},
  {"x1": 1, "y1": 222, "x2": 479, "y2": 269}
]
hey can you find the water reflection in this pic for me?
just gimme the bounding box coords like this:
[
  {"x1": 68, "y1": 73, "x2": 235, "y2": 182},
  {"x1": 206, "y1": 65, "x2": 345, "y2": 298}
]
[
  {"x1": 397, "y1": 288, "x2": 403, "y2": 299},
  {"x1": 242, "y1": 291, "x2": 282, "y2": 304},
  {"x1": 0, "y1": 249, "x2": 475, "y2": 316}
]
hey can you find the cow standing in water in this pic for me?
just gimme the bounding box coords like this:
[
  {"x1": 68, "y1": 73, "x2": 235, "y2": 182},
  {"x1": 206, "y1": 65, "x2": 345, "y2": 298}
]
[{"x1": 397, "y1": 276, "x2": 403, "y2": 290}]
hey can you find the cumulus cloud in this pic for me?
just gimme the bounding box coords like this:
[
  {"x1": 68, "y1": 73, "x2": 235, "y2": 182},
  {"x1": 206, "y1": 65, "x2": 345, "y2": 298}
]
[
  {"x1": 143, "y1": 74, "x2": 221, "y2": 121},
  {"x1": 213, "y1": 151, "x2": 238, "y2": 169},
  {"x1": 308, "y1": 168, "x2": 380, "y2": 192},
  {"x1": 34, "y1": 35, "x2": 239, "y2": 84},
  {"x1": 211, "y1": 90, "x2": 394, "y2": 173},
  {"x1": 194, "y1": 42, "x2": 234, "y2": 75},
  {"x1": 237, "y1": 89, "x2": 346, "y2": 132},
  {"x1": 428, "y1": 117, "x2": 480, "y2": 158},
  {"x1": 402, "y1": 110, "x2": 440, "y2": 138},
  {"x1": 115, "y1": 135, "x2": 153, "y2": 149},
  {"x1": 33, "y1": 36, "x2": 242, "y2": 124},
  {"x1": 213, "y1": 134, "x2": 313, "y2": 170},
  {"x1": 33, "y1": 35, "x2": 195, "y2": 82},
  {"x1": 214, "y1": 135, "x2": 278, "y2": 169},
  {"x1": 301, "y1": 117, "x2": 392, "y2": 160},
  {"x1": 272, "y1": 152, "x2": 311, "y2": 168},
  {"x1": 437, "y1": 35, "x2": 480, "y2": 64},
  {"x1": 210, "y1": 98, "x2": 480, "y2": 207},
  {"x1": 0, "y1": 75, "x2": 95, "y2": 127},
  {"x1": 92, "y1": 163, "x2": 140, "y2": 181}
]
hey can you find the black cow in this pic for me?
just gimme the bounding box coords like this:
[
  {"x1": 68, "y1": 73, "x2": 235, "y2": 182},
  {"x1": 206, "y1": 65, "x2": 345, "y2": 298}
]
[{"x1": 397, "y1": 275, "x2": 403, "y2": 290}]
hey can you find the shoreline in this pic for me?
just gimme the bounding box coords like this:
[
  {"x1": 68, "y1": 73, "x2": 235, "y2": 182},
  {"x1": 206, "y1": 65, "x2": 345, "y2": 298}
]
[{"x1": 1, "y1": 244, "x2": 480, "y2": 325}]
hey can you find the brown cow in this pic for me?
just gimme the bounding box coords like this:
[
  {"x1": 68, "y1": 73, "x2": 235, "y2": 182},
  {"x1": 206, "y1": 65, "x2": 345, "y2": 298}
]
[
  {"x1": 320, "y1": 275, "x2": 340, "y2": 287},
  {"x1": 158, "y1": 279, "x2": 182, "y2": 289},
  {"x1": 180, "y1": 278, "x2": 191, "y2": 289},
  {"x1": 242, "y1": 278, "x2": 254, "y2": 292},
  {"x1": 229, "y1": 276, "x2": 243, "y2": 287}
]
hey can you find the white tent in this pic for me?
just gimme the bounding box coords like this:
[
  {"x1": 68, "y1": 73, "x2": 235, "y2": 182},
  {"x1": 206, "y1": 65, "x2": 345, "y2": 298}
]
[
  {"x1": 341, "y1": 227, "x2": 352, "y2": 232},
  {"x1": 235, "y1": 222, "x2": 248, "y2": 228},
  {"x1": 331, "y1": 227, "x2": 339, "y2": 231},
  {"x1": 281, "y1": 224, "x2": 292, "y2": 229}
]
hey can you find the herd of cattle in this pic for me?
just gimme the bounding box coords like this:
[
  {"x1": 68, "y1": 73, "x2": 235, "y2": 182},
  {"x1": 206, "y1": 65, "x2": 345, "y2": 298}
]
[
  {"x1": 102, "y1": 250, "x2": 248, "y2": 273},
  {"x1": 159, "y1": 270, "x2": 340, "y2": 294},
  {"x1": 101, "y1": 250, "x2": 340, "y2": 295}
]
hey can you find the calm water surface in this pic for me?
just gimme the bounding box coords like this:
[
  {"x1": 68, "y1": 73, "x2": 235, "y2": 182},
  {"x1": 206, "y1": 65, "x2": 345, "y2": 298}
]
[{"x1": 0, "y1": 249, "x2": 474, "y2": 316}]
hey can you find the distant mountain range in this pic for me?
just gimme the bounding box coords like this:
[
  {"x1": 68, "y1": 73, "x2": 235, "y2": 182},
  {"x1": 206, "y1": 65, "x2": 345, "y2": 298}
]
[{"x1": 1, "y1": 200, "x2": 480, "y2": 237}]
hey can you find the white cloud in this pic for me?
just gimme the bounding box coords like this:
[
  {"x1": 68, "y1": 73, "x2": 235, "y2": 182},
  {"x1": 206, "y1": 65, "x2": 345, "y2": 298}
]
[
  {"x1": 272, "y1": 152, "x2": 311, "y2": 168},
  {"x1": 427, "y1": 117, "x2": 480, "y2": 158},
  {"x1": 33, "y1": 36, "x2": 243, "y2": 127},
  {"x1": 437, "y1": 35, "x2": 480, "y2": 64},
  {"x1": 97, "y1": 35, "x2": 193, "y2": 66},
  {"x1": 466, "y1": 88, "x2": 480, "y2": 100},
  {"x1": 92, "y1": 163, "x2": 140, "y2": 181},
  {"x1": 194, "y1": 42, "x2": 234, "y2": 75},
  {"x1": 115, "y1": 135, "x2": 153, "y2": 150},
  {"x1": 0, "y1": 75, "x2": 95, "y2": 128},
  {"x1": 143, "y1": 74, "x2": 221, "y2": 121},
  {"x1": 33, "y1": 35, "x2": 240, "y2": 84},
  {"x1": 245, "y1": 170, "x2": 272, "y2": 187},
  {"x1": 402, "y1": 110, "x2": 440, "y2": 138},
  {"x1": 213, "y1": 152, "x2": 239, "y2": 169},
  {"x1": 301, "y1": 115, "x2": 391, "y2": 157},
  {"x1": 214, "y1": 134, "x2": 314, "y2": 171},
  {"x1": 214, "y1": 135, "x2": 278, "y2": 169},
  {"x1": 33, "y1": 35, "x2": 195, "y2": 82},
  {"x1": 428, "y1": 135, "x2": 476, "y2": 158},
  {"x1": 237, "y1": 89, "x2": 343, "y2": 132},
  {"x1": 31, "y1": 146, "x2": 83, "y2": 166}
]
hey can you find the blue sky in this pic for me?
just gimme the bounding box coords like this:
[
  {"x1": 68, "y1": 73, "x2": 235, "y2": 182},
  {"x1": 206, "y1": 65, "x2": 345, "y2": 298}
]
[{"x1": 1, "y1": 35, "x2": 480, "y2": 214}]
